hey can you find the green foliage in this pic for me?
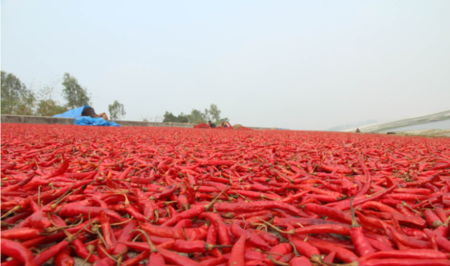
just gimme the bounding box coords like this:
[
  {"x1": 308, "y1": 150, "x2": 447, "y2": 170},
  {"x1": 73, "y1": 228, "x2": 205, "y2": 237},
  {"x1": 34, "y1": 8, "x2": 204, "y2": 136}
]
[
  {"x1": 189, "y1": 109, "x2": 206, "y2": 124},
  {"x1": 62, "y1": 73, "x2": 91, "y2": 109},
  {"x1": 109, "y1": 100, "x2": 126, "y2": 120},
  {"x1": 164, "y1": 104, "x2": 228, "y2": 124},
  {"x1": 35, "y1": 84, "x2": 68, "y2": 117},
  {"x1": 1, "y1": 71, "x2": 36, "y2": 115},
  {"x1": 163, "y1": 111, "x2": 189, "y2": 123},
  {"x1": 163, "y1": 111, "x2": 176, "y2": 122},
  {"x1": 1, "y1": 71, "x2": 94, "y2": 117},
  {"x1": 36, "y1": 99, "x2": 68, "y2": 116},
  {"x1": 208, "y1": 104, "x2": 228, "y2": 124}
]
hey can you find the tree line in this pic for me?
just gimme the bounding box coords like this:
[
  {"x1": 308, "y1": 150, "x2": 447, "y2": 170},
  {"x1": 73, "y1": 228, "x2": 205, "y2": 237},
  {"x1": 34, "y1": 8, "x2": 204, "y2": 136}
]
[
  {"x1": 1, "y1": 71, "x2": 126, "y2": 120},
  {"x1": 163, "y1": 104, "x2": 228, "y2": 124}
]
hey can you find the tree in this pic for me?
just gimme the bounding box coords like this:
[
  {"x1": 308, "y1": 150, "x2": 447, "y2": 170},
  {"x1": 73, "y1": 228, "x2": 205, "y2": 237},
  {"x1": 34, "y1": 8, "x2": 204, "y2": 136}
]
[
  {"x1": 209, "y1": 104, "x2": 220, "y2": 122},
  {"x1": 109, "y1": 100, "x2": 126, "y2": 120},
  {"x1": 35, "y1": 83, "x2": 68, "y2": 116},
  {"x1": 163, "y1": 104, "x2": 227, "y2": 124},
  {"x1": 36, "y1": 99, "x2": 68, "y2": 116},
  {"x1": 188, "y1": 109, "x2": 206, "y2": 124},
  {"x1": 163, "y1": 111, "x2": 177, "y2": 122},
  {"x1": 177, "y1": 112, "x2": 189, "y2": 123},
  {"x1": 203, "y1": 108, "x2": 211, "y2": 122},
  {"x1": 163, "y1": 112, "x2": 189, "y2": 123},
  {"x1": 61, "y1": 73, "x2": 91, "y2": 109},
  {"x1": 1, "y1": 71, "x2": 36, "y2": 115},
  {"x1": 208, "y1": 104, "x2": 228, "y2": 124}
]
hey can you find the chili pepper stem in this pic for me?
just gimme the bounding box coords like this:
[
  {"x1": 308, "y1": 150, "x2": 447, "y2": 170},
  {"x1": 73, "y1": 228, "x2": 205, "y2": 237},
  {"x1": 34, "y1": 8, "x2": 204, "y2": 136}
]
[
  {"x1": 38, "y1": 185, "x2": 42, "y2": 206},
  {"x1": 257, "y1": 218, "x2": 293, "y2": 234},
  {"x1": 205, "y1": 185, "x2": 229, "y2": 211},
  {"x1": 350, "y1": 197, "x2": 360, "y2": 227},
  {"x1": 267, "y1": 255, "x2": 290, "y2": 266},
  {"x1": 52, "y1": 183, "x2": 75, "y2": 208},
  {"x1": 402, "y1": 201, "x2": 420, "y2": 214},
  {"x1": 99, "y1": 245, "x2": 119, "y2": 263},
  {"x1": 81, "y1": 245, "x2": 95, "y2": 266},
  {"x1": 444, "y1": 216, "x2": 450, "y2": 227},
  {"x1": 110, "y1": 217, "x2": 134, "y2": 226},
  {"x1": 131, "y1": 229, "x2": 158, "y2": 252},
  {"x1": 258, "y1": 250, "x2": 289, "y2": 261},
  {"x1": 287, "y1": 242, "x2": 301, "y2": 256},
  {"x1": 296, "y1": 222, "x2": 304, "y2": 228},
  {"x1": 1, "y1": 205, "x2": 21, "y2": 219}
]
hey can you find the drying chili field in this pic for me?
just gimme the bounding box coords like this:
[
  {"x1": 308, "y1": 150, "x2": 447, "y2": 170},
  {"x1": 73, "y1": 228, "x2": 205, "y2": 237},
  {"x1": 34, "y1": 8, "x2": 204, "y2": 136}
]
[{"x1": 2, "y1": 123, "x2": 450, "y2": 266}]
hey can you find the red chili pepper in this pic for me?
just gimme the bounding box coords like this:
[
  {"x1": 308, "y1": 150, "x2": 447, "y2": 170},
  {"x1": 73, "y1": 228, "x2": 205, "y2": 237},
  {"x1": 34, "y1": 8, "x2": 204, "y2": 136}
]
[
  {"x1": 359, "y1": 259, "x2": 450, "y2": 266},
  {"x1": 424, "y1": 209, "x2": 444, "y2": 228},
  {"x1": 360, "y1": 249, "x2": 449, "y2": 261},
  {"x1": 290, "y1": 239, "x2": 320, "y2": 263},
  {"x1": 303, "y1": 203, "x2": 352, "y2": 224},
  {"x1": 227, "y1": 235, "x2": 247, "y2": 266},
  {"x1": 350, "y1": 197, "x2": 375, "y2": 257},
  {"x1": 322, "y1": 251, "x2": 336, "y2": 263},
  {"x1": 34, "y1": 238, "x2": 73, "y2": 266},
  {"x1": 157, "y1": 247, "x2": 200, "y2": 266},
  {"x1": 199, "y1": 256, "x2": 227, "y2": 266},
  {"x1": 1, "y1": 227, "x2": 42, "y2": 240},
  {"x1": 200, "y1": 212, "x2": 232, "y2": 252},
  {"x1": 148, "y1": 252, "x2": 165, "y2": 266},
  {"x1": 230, "y1": 222, "x2": 270, "y2": 251},
  {"x1": 58, "y1": 205, "x2": 126, "y2": 222},
  {"x1": 289, "y1": 256, "x2": 312, "y2": 266},
  {"x1": 122, "y1": 251, "x2": 150, "y2": 266},
  {"x1": 3, "y1": 123, "x2": 450, "y2": 265},
  {"x1": 266, "y1": 243, "x2": 292, "y2": 262},
  {"x1": 308, "y1": 240, "x2": 358, "y2": 263},
  {"x1": 161, "y1": 206, "x2": 204, "y2": 227},
  {"x1": 141, "y1": 223, "x2": 208, "y2": 240},
  {"x1": 0, "y1": 239, "x2": 37, "y2": 266},
  {"x1": 54, "y1": 247, "x2": 74, "y2": 266},
  {"x1": 99, "y1": 210, "x2": 117, "y2": 251},
  {"x1": 71, "y1": 238, "x2": 101, "y2": 264},
  {"x1": 215, "y1": 201, "x2": 308, "y2": 217},
  {"x1": 386, "y1": 226, "x2": 431, "y2": 249},
  {"x1": 2, "y1": 172, "x2": 35, "y2": 192},
  {"x1": 174, "y1": 219, "x2": 193, "y2": 229},
  {"x1": 45, "y1": 159, "x2": 70, "y2": 178}
]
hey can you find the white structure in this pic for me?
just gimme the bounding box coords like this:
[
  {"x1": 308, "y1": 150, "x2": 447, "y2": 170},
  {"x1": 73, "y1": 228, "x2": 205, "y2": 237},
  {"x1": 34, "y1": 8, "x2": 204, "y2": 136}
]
[{"x1": 343, "y1": 110, "x2": 450, "y2": 133}]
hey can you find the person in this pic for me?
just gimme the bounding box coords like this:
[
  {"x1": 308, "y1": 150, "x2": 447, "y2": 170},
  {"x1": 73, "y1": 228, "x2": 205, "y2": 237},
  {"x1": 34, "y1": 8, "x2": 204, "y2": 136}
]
[
  {"x1": 221, "y1": 121, "x2": 232, "y2": 128},
  {"x1": 81, "y1": 107, "x2": 109, "y2": 121},
  {"x1": 208, "y1": 120, "x2": 216, "y2": 128}
]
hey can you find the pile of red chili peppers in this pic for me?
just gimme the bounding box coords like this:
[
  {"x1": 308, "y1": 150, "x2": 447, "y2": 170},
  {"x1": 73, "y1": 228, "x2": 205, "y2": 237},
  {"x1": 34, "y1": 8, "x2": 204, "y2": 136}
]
[{"x1": 1, "y1": 123, "x2": 450, "y2": 266}]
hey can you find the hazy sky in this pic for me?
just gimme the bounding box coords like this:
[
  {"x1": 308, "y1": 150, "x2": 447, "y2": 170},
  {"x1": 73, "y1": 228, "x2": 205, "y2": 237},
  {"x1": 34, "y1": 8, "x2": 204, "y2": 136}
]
[{"x1": 2, "y1": 1, "x2": 449, "y2": 130}]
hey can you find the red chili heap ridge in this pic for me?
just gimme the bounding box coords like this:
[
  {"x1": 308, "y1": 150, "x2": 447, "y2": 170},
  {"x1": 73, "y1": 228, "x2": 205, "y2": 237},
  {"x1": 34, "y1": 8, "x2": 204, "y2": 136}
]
[{"x1": 1, "y1": 123, "x2": 450, "y2": 266}]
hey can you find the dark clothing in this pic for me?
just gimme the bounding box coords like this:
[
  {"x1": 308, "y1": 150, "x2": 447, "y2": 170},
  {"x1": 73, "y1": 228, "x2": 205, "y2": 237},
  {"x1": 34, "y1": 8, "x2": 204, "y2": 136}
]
[
  {"x1": 81, "y1": 107, "x2": 96, "y2": 118},
  {"x1": 209, "y1": 122, "x2": 217, "y2": 128}
]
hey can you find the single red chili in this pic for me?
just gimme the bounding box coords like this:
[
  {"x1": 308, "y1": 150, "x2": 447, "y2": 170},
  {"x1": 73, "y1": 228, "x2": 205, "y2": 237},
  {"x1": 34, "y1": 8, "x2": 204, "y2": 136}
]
[
  {"x1": 289, "y1": 256, "x2": 312, "y2": 266},
  {"x1": 350, "y1": 197, "x2": 375, "y2": 257},
  {"x1": 227, "y1": 234, "x2": 247, "y2": 266},
  {"x1": 230, "y1": 222, "x2": 270, "y2": 251},
  {"x1": 54, "y1": 247, "x2": 74, "y2": 266},
  {"x1": 307, "y1": 240, "x2": 358, "y2": 263},
  {"x1": 0, "y1": 238, "x2": 37, "y2": 266}
]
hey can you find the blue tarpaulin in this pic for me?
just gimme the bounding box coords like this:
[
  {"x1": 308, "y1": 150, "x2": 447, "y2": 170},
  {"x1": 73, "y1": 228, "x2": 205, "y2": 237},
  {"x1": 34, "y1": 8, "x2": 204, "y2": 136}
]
[
  {"x1": 54, "y1": 106, "x2": 121, "y2": 127},
  {"x1": 53, "y1": 106, "x2": 90, "y2": 119},
  {"x1": 74, "y1": 117, "x2": 121, "y2": 127}
]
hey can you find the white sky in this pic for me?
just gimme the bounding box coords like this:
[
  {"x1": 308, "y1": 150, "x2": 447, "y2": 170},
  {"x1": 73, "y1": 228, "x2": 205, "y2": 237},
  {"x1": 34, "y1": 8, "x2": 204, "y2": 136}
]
[{"x1": 2, "y1": 1, "x2": 449, "y2": 130}]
